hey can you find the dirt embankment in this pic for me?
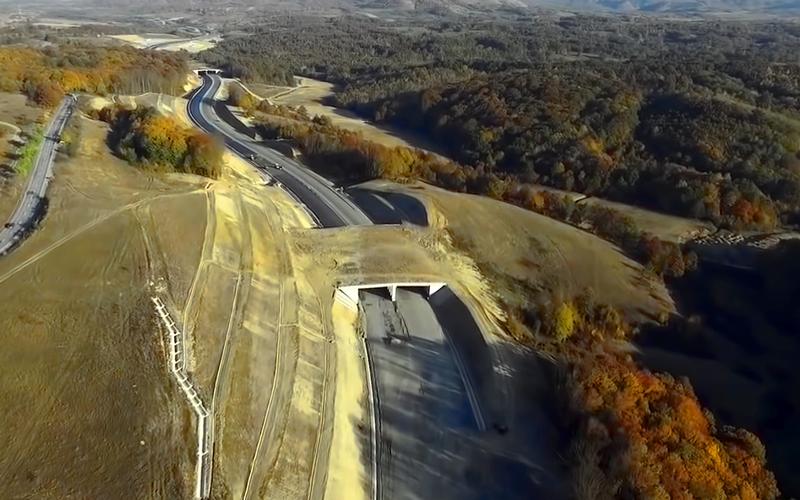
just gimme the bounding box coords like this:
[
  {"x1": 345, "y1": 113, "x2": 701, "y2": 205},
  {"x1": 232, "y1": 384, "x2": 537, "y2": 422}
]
[{"x1": 348, "y1": 179, "x2": 674, "y2": 323}]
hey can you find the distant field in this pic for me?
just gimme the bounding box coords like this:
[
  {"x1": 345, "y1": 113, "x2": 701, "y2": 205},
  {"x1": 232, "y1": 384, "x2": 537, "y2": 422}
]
[
  {"x1": 110, "y1": 34, "x2": 218, "y2": 53},
  {"x1": 249, "y1": 77, "x2": 447, "y2": 154}
]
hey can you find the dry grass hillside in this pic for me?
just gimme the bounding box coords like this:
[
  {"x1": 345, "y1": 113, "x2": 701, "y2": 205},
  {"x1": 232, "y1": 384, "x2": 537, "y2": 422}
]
[
  {"x1": 0, "y1": 116, "x2": 203, "y2": 497},
  {"x1": 349, "y1": 180, "x2": 674, "y2": 324},
  {"x1": 0, "y1": 108, "x2": 329, "y2": 498}
]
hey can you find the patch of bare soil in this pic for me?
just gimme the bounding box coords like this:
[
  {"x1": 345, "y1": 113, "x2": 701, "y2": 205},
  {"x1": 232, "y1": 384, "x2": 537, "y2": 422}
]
[{"x1": 84, "y1": 93, "x2": 194, "y2": 128}]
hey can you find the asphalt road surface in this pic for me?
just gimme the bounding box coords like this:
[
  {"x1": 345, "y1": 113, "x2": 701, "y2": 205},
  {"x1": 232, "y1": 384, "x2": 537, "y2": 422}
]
[
  {"x1": 0, "y1": 95, "x2": 76, "y2": 256},
  {"x1": 188, "y1": 73, "x2": 371, "y2": 228},
  {"x1": 361, "y1": 289, "x2": 537, "y2": 500}
]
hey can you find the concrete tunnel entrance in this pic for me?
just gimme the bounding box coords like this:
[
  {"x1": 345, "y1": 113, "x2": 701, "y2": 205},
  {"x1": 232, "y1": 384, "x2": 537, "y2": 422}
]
[
  {"x1": 335, "y1": 282, "x2": 446, "y2": 310},
  {"x1": 342, "y1": 285, "x2": 564, "y2": 497},
  {"x1": 337, "y1": 282, "x2": 506, "y2": 431}
]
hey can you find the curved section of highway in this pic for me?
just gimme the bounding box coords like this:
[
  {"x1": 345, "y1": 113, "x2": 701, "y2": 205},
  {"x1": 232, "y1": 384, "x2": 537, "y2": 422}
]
[
  {"x1": 188, "y1": 73, "x2": 371, "y2": 228},
  {"x1": 0, "y1": 95, "x2": 76, "y2": 256}
]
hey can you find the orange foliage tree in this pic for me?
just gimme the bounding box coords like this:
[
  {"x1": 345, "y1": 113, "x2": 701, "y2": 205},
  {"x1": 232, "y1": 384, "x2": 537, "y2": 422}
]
[
  {"x1": 529, "y1": 294, "x2": 781, "y2": 499},
  {"x1": 571, "y1": 348, "x2": 779, "y2": 499},
  {"x1": 101, "y1": 106, "x2": 222, "y2": 179}
]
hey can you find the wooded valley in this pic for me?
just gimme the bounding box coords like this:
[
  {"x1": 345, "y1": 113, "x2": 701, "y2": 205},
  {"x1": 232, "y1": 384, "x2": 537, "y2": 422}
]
[{"x1": 205, "y1": 15, "x2": 800, "y2": 230}]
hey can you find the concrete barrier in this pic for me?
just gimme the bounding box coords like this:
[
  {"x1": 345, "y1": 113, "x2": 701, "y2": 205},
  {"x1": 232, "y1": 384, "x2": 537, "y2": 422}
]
[{"x1": 152, "y1": 296, "x2": 212, "y2": 499}]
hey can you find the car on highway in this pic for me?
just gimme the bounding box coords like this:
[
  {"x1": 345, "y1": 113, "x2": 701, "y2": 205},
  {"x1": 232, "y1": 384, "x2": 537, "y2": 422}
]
[{"x1": 272, "y1": 162, "x2": 283, "y2": 170}]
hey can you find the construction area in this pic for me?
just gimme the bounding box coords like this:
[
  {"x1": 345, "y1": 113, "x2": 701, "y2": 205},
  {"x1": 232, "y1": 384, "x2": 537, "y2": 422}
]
[{"x1": 0, "y1": 90, "x2": 674, "y2": 499}]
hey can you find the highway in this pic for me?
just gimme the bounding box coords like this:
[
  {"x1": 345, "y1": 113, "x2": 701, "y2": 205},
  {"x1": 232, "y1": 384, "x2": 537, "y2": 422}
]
[
  {"x1": 187, "y1": 73, "x2": 503, "y2": 498},
  {"x1": 361, "y1": 289, "x2": 537, "y2": 499},
  {"x1": 188, "y1": 73, "x2": 371, "y2": 228},
  {"x1": 0, "y1": 95, "x2": 76, "y2": 256}
]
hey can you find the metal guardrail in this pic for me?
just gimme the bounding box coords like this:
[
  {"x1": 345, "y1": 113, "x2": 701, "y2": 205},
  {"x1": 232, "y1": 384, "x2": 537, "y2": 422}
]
[{"x1": 151, "y1": 296, "x2": 212, "y2": 499}]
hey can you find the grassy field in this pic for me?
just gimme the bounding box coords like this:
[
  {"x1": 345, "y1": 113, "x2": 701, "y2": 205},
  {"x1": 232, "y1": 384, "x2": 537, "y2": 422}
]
[
  {"x1": 0, "y1": 117, "x2": 202, "y2": 498},
  {"x1": 248, "y1": 77, "x2": 447, "y2": 154}
]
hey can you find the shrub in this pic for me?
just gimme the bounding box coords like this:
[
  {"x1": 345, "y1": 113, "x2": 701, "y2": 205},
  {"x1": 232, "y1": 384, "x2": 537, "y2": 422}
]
[
  {"x1": 24, "y1": 79, "x2": 64, "y2": 108},
  {"x1": 228, "y1": 83, "x2": 258, "y2": 112},
  {"x1": 60, "y1": 113, "x2": 82, "y2": 157},
  {"x1": 553, "y1": 301, "x2": 579, "y2": 342}
]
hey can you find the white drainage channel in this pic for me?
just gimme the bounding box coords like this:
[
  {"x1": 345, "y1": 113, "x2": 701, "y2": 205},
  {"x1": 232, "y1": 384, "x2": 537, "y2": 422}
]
[{"x1": 152, "y1": 296, "x2": 212, "y2": 499}]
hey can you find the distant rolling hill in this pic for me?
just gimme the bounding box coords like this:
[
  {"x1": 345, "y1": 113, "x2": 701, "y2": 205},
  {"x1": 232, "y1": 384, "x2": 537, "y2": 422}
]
[
  {"x1": 519, "y1": 0, "x2": 800, "y2": 13},
  {"x1": 25, "y1": 0, "x2": 800, "y2": 16}
]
